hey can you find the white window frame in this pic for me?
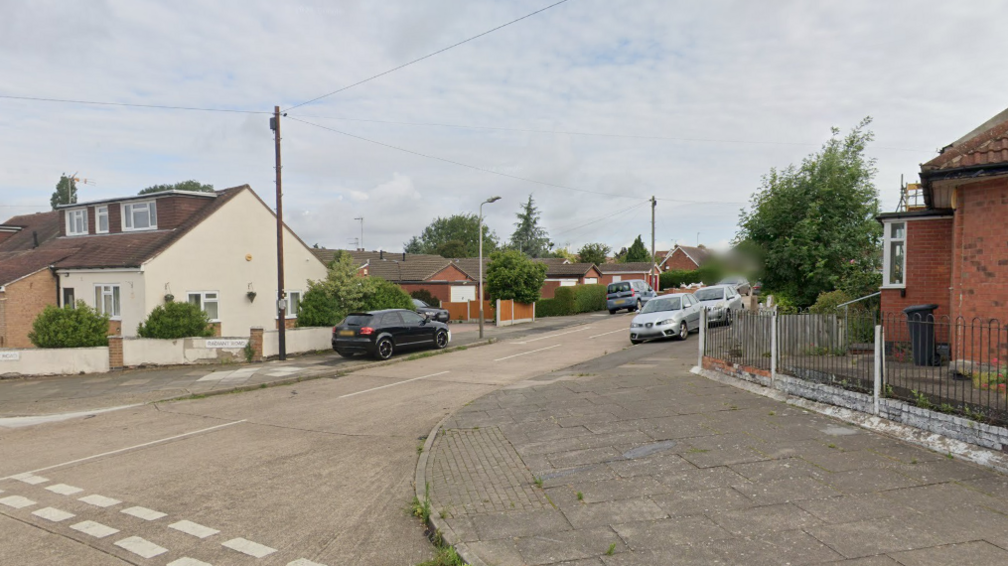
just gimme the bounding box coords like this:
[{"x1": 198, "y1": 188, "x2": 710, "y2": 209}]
[
  {"x1": 96, "y1": 206, "x2": 109, "y2": 234},
  {"x1": 66, "y1": 208, "x2": 88, "y2": 236},
  {"x1": 584, "y1": 277, "x2": 598, "y2": 285},
  {"x1": 187, "y1": 291, "x2": 220, "y2": 322},
  {"x1": 94, "y1": 284, "x2": 121, "y2": 319},
  {"x1": 122, "y1": 200, "x2": 158, "y2": 231},
  {"x1": 882, "y1": 220, "x2": 907, "y2": 289},
  {"x1": 285, "y1": 290, "x2": 301, "y2": 318}
]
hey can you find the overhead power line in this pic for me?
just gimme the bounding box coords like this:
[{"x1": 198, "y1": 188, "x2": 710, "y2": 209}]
[
  {"x1": 289, "y1": 116, "x2": 741, "y2": 205},
  {"x1": 0, "y1": 94, "x2": 269, "y2": 114},
  {"x1": 292, "y1": 113, "x2": 931, "y2": 153},
  {"x1": 283, "y1": 0, "x2": 570, "y2": 112},
  {"x1": 552, "y1": 201, "x2": 650, "y2": 238}
]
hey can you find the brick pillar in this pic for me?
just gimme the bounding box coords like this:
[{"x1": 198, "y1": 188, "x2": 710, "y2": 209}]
[
  {"x1": 211, "y1": 322, "x2": 222, "y2": 337},
  {"x1": 108, "y1": 335, "x2": 123, "y2": 370},
  {"x1": 250, "y1": 327, "x2": 264, "y2": 363}
]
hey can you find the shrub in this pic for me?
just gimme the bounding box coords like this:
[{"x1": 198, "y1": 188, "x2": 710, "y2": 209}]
[
  {"x1": 137, "y1": 301, "x2": 214, "y2": 339},
  {"x1": 809, "y1": 290, "x2": 853, "y2": 314},
  {"x1": 486, "y1": 250, "x2": 547, "y2": 304},
  {"x1": 29, "y1": 302, "x2": 110, "y2": 348},
  {"x1": 298, "y1": 282, "x2": 341, "y2": 327},
  {"x1": 535, "y1": 298, "x2": 566, "y2": 317},
  {"x1": 410, "y1": 289, "x2": 441, "y2": 308},
  {"x1": 552, "y1": 287, "x2": 577, "y2": 315},
  {"x1": 363, "y1": 278, "x2": 414, "y2": 311},
  {"x1": 574, "y1": 284, "x2": 607, "y2": 313}
]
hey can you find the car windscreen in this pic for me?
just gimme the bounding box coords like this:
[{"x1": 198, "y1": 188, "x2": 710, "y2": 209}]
[
  {"x1": 343, "y1": 314, "x2": 372, "y2": 327},
  {"x1": 607, "y1": 282, "x2": 631, "y2": 294},
  {"x1": 640, "y1": 297, "x2": 680, "y2": 313},
  {"x1": 694, "y1": 288, "x2": 725, "y2": 301},
  {"x1": 719, "y1": 278, "x2": 739, "y2": 285},
  {"x1": 412, "y1": 299, "x2": 428, "y2": 308}
]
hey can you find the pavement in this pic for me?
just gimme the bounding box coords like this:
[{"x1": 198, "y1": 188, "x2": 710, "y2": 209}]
[
  {"x1": 422, "y1": 338, "x2": 1008, "y2": 565},
  {"x1": 0, "y1": 311, "x2": 637, "y2": 565},
  {"x1": 0, "y1": 313, "x2": 605, "y2": 420}
]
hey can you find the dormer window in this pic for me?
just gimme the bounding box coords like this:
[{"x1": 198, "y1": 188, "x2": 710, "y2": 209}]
[
  {"x1": 96, "y1": 206, "x2": 109, "y2": 234},
  {"x1": 123, "y1": 201, "x2": 158, "y2": 231},
  {"x1": 66, "y1": 208, "x2": 87, "y2": 236}
]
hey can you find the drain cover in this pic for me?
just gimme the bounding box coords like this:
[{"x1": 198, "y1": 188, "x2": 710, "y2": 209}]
[{"x1": 621, "y1": 440, "x2": 677, "y2": 460}]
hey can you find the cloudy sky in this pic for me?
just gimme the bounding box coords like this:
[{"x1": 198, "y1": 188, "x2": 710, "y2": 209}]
[{"x1": 3, "y1": 0, "x2": 1007, "y2": 254}]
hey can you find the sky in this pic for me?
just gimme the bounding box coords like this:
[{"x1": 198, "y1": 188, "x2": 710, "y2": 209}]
[{"x1": 3, "y1": 0, "x2": 1008, "y2": 255}]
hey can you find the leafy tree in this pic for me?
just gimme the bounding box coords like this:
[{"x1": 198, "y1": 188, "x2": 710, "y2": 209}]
[
  {"x1": 50, "y1": 174, "x2": 78, "y2": 209},
  {"x1": 435, "y1": 240, "x2": 468, "y2": 259},
  {"x1": 139, "y1": 180, "x2": 214, "y2": 195},
  {"x1": 298, "y1": 254, "x2": 415, "y2": 326},
  {"x1": 29, "y1": 302, "x2": 109, "y2": 348},
  {"x1": 486, "y1": 249, "x2": 548, "y2": 304},
  {"x1": 577, "y1": 243, "x2": 611, "y2": 265},
  {"x1": 509, "y1": 195, "x2": 553, "y2": 258},
  {"x1": 137, "y1": 301, "x2": 214, "y2": 339},
  {"x1": 737, "y1": 118, "x2": 881, "y2": 307},
  {"x1": 410, "y1": 289, "x2": 441, "y2": 307},
  {"x1": 623, "y1": 235, "x2": 651, "y2": 263},
  {"x1": 405, "y1": 214, "x2": 498, "y2": 257}
]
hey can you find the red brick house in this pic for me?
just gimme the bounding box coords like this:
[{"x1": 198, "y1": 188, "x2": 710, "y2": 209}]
[
  {"x1": 879, "y1": 107, "x2": 1008, "y2": 328},
  {"x1": 538, "y1": 262, "x2": 603, "y2": 299},
  {"x1": 657, "y1": 245, "x2": 711, "y2": 272},
  {"x1": 597, "y1": 262, "x2": 661, "y2": 290}
]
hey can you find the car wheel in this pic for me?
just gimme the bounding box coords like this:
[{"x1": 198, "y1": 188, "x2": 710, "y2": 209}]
[
  {"x1": 678, "y1": 321, "x2": 688, "y2": 340},
  {"x1": 375, "y1": 337, "x2": 394, "y2": 360},
  {"x1": 434, "y1": 330, "x2": 449, "y2": 349},
  {"x1": 609, "y1": 309, "x2": 617, "y2": 315},
  {"x1": 631, "y1": 338, "x2": 642, "y2": 345},
  {"x1": 337, "y1": 351, "x2": 355, "y2": 359}
]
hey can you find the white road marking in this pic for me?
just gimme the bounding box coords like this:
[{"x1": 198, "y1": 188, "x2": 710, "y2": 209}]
[
  {"x1": 493, "y1": 343, "x2": 562, "y2": 362},
  {"x1": 122, "y1": 506, "x2": 166, "y2": 521},
  {"x1": 0, "y1": 404, "x2": 141, "y2": 429},
  {"x1": 197, "y1": 371, "x2": 234, "y2": 382},
  {"x1": 168, "y1": 559, "x2": 213, "y2": 566},
  {"x1": 115, "y1": 536, "x2": 168, "y2": 558},
  {"x1": 79, "y1": 494, "x2": 121, "y2": 508},
  {"x1": 288, "y1": 559, "x2": 327, "y2": 566},
  {"x1": 222, "y1": 537, "x2": 276, "y2": 558},
  {"x1": 516, "y1": 326, "x2": 592, "y2": 344},
  {"x1": 170, "y1": 519, "x2": 219, "y2": 538},
  {"x1": 1, "y1": 420, "x2": 247, "y2": 480},
  {"x1": 0, "y1": 495, "x2": 35, "y2": 509},
  {"x1": 71, "y1": 520, "x2": 119, "y2": 538},
  {"x1": 266, "y1": 366, "x2": 304, "y2": 377},
  {"x1": 13, "y1": 473, "x2": 48, "y2": 485},
  {"x1": 46, "y1": 483, "x2": 84, "y2": 496},
  {"x1": 32, "y1": 507, "x2": 75, "y2": 522},
  {"x1": 589, "y1": 328, "x2": 629, "y2": 339},
  {"x1": 338, "y1": 371, "x2": 450, "y2": 399}
]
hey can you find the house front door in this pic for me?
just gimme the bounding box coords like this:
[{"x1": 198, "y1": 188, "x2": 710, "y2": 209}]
[{"x1": 62, "y1": 288, "x2": 75, "y2": 308}]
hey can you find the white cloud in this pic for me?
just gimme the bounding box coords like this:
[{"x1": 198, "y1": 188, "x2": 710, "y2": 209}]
[{"x1": 3, "y1": 0, "x2": 1008, "y2": 253}]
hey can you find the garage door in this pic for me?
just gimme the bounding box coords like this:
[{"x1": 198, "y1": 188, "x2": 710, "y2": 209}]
[{"x1": 450, "y1": 285, "x2": 476, "y2": 303}]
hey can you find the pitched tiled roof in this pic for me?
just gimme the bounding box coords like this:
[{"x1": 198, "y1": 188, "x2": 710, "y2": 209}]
[
  {"x1": 923, "y1": 107, "x2": 1008, "y2": 173},
  {"x1": 668, "y1": 245, "x2": 711, "y2": 267},
  {"x1": 310, "y1": 249, "x2": 446, "y2": 267},
  {"x1": 597, "y1": 262, "x2": 657, "y2": 273},
  {"x1": 451, "y1": 258, "x2": 490, "y2": 281},
  {"x1": 364, "y1": 256, "x2": 454, "y2": 282},
  {"x1": 0, "y1": 186, "x2": 246, "y2": 283},
  {"x1": 543, "y1": 262, "x2": 598, "y2": 277},
  {"x1": 0, "y1": 210, "x2": 61, "y2": 252}
]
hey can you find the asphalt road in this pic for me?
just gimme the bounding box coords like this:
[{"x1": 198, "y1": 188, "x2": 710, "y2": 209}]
[{"x1": 0, "y1": 312, "x2": 695, "y2": 565}]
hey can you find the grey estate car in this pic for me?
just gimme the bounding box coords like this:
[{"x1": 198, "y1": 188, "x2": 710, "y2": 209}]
[
  {"x1": 629, "y1": 293, "x2": 702, "y2": 344},
  {"x1": 694, "y1": 284, "x2": 744, "y2": 323},
  {"x1": 607, "y1": 280, "x2": 657, "y2": 314}
]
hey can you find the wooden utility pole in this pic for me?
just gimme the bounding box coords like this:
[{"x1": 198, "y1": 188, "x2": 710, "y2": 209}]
[{"x1": 271, "y1": 106, "x2": 287, "y2": 361}]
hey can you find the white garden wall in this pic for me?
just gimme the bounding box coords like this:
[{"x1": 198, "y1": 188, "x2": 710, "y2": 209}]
[
  {"x1": 0, "y1": 347, "x2": 109, "y2": 377},
  {"x1": 263, "y1": 327, "x2": 331, "y2": 359},
  {"x1": 122, "y1": 337, "x2": 249, "y2": 367}
]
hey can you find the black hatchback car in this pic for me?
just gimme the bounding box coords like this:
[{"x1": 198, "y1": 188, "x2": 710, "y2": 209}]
[
  {"x1": 412, "y1": 298, "x2": 450, "y2": 322},
  {"x1": 332, "y1": 309, "x2": 451, "y2": 360}
]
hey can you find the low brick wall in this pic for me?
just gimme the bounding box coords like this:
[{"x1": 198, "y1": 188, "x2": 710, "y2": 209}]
[{"x1": 702, "y1": 356, "x2": 1008, "y2": 452}]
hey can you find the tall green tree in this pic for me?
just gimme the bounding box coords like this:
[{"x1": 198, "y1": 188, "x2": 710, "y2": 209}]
[
  {"x1": 737, "y1": 118, "x2": 881, "y2": 307},
  {"x1": 139, "y1": 180, "x2": 214, "y2": 195},
  {"x1": 404, "y1": 214, "x2": 498, "y2": 257},
  {"x1": 510, "y1": 195, "x2": 552, "y2": 258},
  {"x1": 623, "y1": 235, "x2": 651, "y2": 263},
  {"x1": 50, "y1": 174, "x2": 77, "y2": 208},
  {"x1": 577, "y1": 243, "x2": 610, "y2": 265},
  {"x1": 486, "y1": 250, "x2": 548, "y2": 304}
]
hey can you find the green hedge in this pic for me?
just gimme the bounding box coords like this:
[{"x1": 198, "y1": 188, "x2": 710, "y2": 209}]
[
  {"x1": 536, "y1": 284, "x2": 608, "y2": 318},
  {"x1": 29, "y1": 302, "x2": 110, "y2": 348},
  {"x1": 137, "y1": 301, "x2": 214, "y2": 339},
  {"x1": 659, "y1": 264, "x2": 725, "y2": 290}
]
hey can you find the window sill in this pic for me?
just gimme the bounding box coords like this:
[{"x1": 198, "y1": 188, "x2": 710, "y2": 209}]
[{"x1": 880, "y1": 284, "x2": 906, "y2": 290}]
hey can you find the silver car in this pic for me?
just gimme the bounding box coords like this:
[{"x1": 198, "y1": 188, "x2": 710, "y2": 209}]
[
  {"x1": 694, "y1": 284, "x2": 744, "y2": 323},
  {"x1": 629, "y1": 293, "x2": 703, "y2": 344}
]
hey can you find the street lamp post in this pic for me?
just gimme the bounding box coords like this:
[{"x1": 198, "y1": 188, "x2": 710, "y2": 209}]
[{"x1": 479, "y1": 196, "x2": 501, "y2": 339}]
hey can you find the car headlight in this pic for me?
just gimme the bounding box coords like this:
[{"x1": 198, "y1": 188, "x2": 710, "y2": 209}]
[
  {"x1": 631, "y1": 323, "x2": 642, "y2": 328},
  {"x1": 716, "y1": 301, "x2": 726, "y2": 309},
  {"x1": 656, "y1": 319, "x2": 674, "y2": 326}
]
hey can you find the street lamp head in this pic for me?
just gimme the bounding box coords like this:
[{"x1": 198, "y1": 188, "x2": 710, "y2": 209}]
[{"x1": 484, "y1": 196, "x2": 501, "y2": 204}]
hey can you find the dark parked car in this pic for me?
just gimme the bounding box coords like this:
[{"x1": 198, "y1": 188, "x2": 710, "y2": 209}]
[
  {"x1": 606, "y1": 280, "x2": 657, "y2": 314},
  {"x1": 332, "y1": 309, "x2": 451, "y2": 360},
  {"x1": 412, "y1": 298, "x2": 450, "y2": 322}
]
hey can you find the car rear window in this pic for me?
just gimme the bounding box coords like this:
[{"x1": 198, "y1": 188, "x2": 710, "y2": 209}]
[
  {"x1": 343, "y1": 314, "x2": 372, "y2": 327},
  {"x1": 694, "y1": 288, "x2": 725, "y2": 301},
  {"x1": 608, "y1": 282, "x2": 631, "y2": 294}
]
